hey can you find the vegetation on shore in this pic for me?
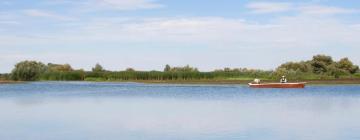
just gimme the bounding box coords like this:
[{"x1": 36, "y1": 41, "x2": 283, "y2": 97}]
[{"x1": 1, "y1": 54, "x2": 359, "y2": 84}]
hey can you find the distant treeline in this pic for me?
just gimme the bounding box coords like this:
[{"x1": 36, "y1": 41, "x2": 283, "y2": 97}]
[{"x1": 2, "y1": 54, "x2": 360, "y2": 81}]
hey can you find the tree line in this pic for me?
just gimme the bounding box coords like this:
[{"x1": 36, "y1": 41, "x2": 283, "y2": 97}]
[
  {"x1": 4, "y1": 54, "x2": 360, "y2": 81},
  {"x1": 274, "y1": 55, "x2": 359, "y2": 79}
]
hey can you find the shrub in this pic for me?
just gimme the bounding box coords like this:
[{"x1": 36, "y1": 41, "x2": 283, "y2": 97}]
[{"x1": 11, "y1": 61, "x2": 47, "y2": 81}]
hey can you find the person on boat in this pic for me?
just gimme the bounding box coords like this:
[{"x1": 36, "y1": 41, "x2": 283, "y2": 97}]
[
  {"x1": 253, "y1": 78, "x2": 261, "y2": 84},
  {"x1": 280, "y1": 76, "x2": 287, "y2": 83}
]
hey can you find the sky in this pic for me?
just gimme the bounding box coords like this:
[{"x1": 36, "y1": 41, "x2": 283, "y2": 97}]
[{"x1": 0, "y1": 0, "x2": 360, "y2": 72}]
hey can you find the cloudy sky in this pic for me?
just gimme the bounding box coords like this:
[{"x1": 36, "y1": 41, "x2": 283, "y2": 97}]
[{"x1": 0, "y1": 0, "x2": 359, "y2": 72}]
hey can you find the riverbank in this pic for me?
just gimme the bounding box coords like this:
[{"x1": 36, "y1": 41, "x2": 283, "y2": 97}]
[
  {"x1": 138, "y1": 79, "x2": 360, "y2": 85},
  {"x1": 2, "y1": 79, "x2": 360, "y2": 85},
  {"x1": 103, "y1": 79, "x2": 360, "y2": 85},
  {"x1": 0, "y1": 80, "x2": 22, "y2": 84}
]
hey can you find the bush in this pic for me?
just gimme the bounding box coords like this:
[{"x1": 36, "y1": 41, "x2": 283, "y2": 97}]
[
  {"x1": 11, "y1": 61, "x2": 47, "y2": 81},
  {"x1": 40, "y1": 71, "x2": 85, "y2": 81},
  {"x1": 278, "y1": 61, "x2": 311, "y2": 73},
  {"x1": 0, "y1": 73, "x2": 11, "y2": 80},
  {"x1": 84, "y1": 77, "x2": 107, "y2": 82},
  {"x1": 354, "y1": 73, "x2": 360, "y2": 78}
]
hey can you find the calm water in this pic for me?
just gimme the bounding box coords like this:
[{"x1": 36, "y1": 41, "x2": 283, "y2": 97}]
[{"x1": 1, "y1": 82, "x2": 360, "y2": 140}]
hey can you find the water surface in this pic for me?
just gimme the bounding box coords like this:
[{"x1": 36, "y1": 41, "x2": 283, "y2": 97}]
[{"x1": 1, "y1": 82, "x2": 360, "y2": 140}]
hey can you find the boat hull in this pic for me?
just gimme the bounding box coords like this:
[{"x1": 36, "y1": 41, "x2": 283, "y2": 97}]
[{"x1": 248, "y1": 82, "x2": 306, "y2": 88}]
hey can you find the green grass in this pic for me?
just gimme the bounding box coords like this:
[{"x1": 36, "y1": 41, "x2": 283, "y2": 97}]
[
  {"x1": 225, "y1": 77, "x2": 265, "y2": 80},
  {"x1": 84, "y1": 77, "x2": 107, "y2": 82}
]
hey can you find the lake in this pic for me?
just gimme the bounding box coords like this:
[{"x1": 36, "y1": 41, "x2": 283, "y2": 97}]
[{"x1": 1, "y1": 82, "x2": 360, "y2": 140}]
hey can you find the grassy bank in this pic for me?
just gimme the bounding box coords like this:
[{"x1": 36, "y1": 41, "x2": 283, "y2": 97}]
[
  {"x1": 0, "y1": 80, "x2": 22, "y2": 84},
  {"x1": 3, "y1": 54, "x2": 360, "y2": 85},
  {"x1": 2, "y1": 78, "x2": 360, "y2": 85},
  {"x1": 84, "y1": 78, "x2": 360, "y2": 85}
]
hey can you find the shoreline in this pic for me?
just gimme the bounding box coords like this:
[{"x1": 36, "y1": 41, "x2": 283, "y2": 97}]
[
  {"x1": 130, "y1": 79, "x2": 360, "y2": 85},
  {"x1": 0, "y1": 80, "x2": 23, "y2": 84},
  {"x1": 2, "y1": 79, "x2": 360, "y2": 85}
]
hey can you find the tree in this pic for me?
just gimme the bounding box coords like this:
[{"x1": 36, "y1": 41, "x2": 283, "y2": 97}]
[
  {"x1": 311, "y1": 61, "x2": 328, "y2": 74},
  {"x1": 224, "y1": 67, "x2": 231, "y2": 72},
  {"x1": 273, "y1": 68, "x2": 288, "y2": 78},
  {"x1": 164, "y1": 64, "x2": 171, "y2": 72},
  {"x1": 277, "y1": 61, "x2": 311, "y2": 73},
  {"x1": 336, "y1": 58, "x2": 359, "y2": 74},
  {"x1": 311, "y1": 55, "x2": 333, "y2": 74},
  {"x1": 11, "y1": 61, "x2": 47, "y2": 81},
  {"x1": 353, "y1": 66, "x2": 360, "y2": 74},
  {"x1": 169, "y1": 65, "x2": 198, "y2": 72},
  {"x1": 312, "y1": 55, "x2": 333, "y2": 65},
  {"x1": 47, "y1": 63, "x2": 73, "y2": 72},
  {"x1": 327, "y1": 64, "x2": 347, "y2": 78},
  {"x1": 92, "y1": 63, "x2": 104, "y2": 72},
  {"x1": 126, "y1": 68, "x2": 135, "y2": 72}
]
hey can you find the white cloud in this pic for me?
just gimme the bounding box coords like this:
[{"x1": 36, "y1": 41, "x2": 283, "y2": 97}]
[
  {"x1": 42, "y1": 0, "x2": 163, "y2": 11},
  {"x1": 46, "y1": 16, "x2": 357, "y2": 49},
  {"x1": 2, "y1": 15, "x2": 360, "y2": 50},
  {"x1": 352, "y1": 24, "x2": 360, "y2": 30},
  {"x1": 1, "y1": 14, "x2": 359, "y2": 72},
  {"x1": 43, "y1": 0, "x2": 84, "y2": 5},
  {"x1": 298, "y1": 5, "x2": 358, "y2": 15},
  {"x1": 1, "y1": 1, "x2": 360, "y2": 72},
  {"x1": 97, "y1": 0, "x2": 163, "y2": 10},
  {"x1": 246, "y1": 2, "x2": 292, "y2": 13},
  {"x1": 23, "y1": 9, "x2": 74, "y2": 21},
  {"x1": 246, "y1": 2, "x2": 358, "y2": 15}
]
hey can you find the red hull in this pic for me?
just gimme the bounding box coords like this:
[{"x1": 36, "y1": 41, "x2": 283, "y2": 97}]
[{"x1": 248, "y1": 82, "x2": 306, "y2": 88}]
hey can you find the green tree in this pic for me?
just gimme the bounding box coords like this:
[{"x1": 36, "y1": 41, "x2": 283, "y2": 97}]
[
  {"x1": 171, "y1": 65, "x2": 199, "y2": 72},
  {"x1": 11, "y1": 60, "x2": 47, "y2": 81},
  {"x1": 164, "y1": 64, "x2": 171, "y2": 72},
  {"x1": 224, "y1": 67, "x2": 231, "y2": 72},
  {"x1": 92, "y1": 63, "x2": 104, "y2": 72},
  {"x1": 311, "y1": 55, "x2": 333, "y2": 74},
  {"x1": 126, "y1": 68, "x2": 135, "y2": 72},
  {"x1": 327, "y1": 64, "x2": 347, "y2": 78},
  {"x1": 47, "y1": 63, "x2": 73, "y2": 72},
  {"x1": 273, "y1": 68, "x2": 288, "y2": 78},
  {"x1": 311, "y1": 61, "x2": 328, "y2": 74},
  {"x1": 278, "y1": 61, "x2": 311, "y2": 73},
  {"x1": 312, "y1": 54, "x2": 333, "y2": 65},
  {"x1": 336, "y1": 58, "x2": 359, "y2": 74}
]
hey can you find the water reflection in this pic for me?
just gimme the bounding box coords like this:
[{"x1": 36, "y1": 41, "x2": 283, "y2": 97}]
[{"x1": 0, "y1": 82, "x2": 360, "y2": 140}]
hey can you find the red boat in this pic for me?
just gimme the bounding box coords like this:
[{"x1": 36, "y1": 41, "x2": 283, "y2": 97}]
[{"x1": 248, "y1": 82, "x2": 306, "y2": 88}]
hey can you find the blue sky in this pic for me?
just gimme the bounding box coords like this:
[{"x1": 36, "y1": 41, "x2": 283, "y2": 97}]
[{"x1": 0, "y1": 0, "x2": 359, "y2": 72}]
